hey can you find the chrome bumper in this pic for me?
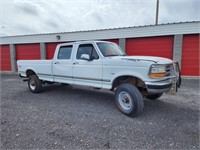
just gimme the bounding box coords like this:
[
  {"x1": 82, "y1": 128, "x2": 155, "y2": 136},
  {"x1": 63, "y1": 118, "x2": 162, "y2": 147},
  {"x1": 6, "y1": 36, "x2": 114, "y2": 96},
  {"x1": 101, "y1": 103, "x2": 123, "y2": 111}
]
[
  {"x1": 145, "y1": 62, "x2": 181, "y2": 95},
  {"x1": 145, "y1": 78, "x2": 176, "y2": 94}
]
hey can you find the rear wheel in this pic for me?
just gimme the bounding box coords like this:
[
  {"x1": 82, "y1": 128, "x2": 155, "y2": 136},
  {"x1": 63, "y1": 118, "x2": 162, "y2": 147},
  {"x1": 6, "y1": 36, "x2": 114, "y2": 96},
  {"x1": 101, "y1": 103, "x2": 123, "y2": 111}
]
[
  {"x1": 28, "y1": 75, "x2": 42, "y2": 93},
  {"x1": 145, "y1": 93, "x2": 163, "y2": 100},
  {"x1": 115, "y1": 83, "x2": 144, "y2": 117}
]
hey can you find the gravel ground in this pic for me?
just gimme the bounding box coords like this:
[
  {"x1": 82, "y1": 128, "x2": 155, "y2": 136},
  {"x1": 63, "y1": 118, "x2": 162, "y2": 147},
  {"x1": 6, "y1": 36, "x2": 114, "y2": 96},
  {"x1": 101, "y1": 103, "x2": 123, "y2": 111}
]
[{"x1": 1, "y1": 74, "x2": 199, "y2": 149}]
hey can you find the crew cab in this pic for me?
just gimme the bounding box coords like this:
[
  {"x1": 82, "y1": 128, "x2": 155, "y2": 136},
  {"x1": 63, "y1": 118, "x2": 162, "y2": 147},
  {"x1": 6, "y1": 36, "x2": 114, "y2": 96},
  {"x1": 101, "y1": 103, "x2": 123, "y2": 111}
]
[{"x1": 17, "y1": 41, "x2": 181, "y2": 117}]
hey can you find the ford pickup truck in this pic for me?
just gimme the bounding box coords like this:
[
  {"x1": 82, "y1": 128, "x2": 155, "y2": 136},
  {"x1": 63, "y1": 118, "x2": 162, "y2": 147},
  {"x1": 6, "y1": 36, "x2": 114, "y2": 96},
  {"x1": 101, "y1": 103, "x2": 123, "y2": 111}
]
[{"x1": 17, "y1": 41, "x2": 181, "y2": 117}]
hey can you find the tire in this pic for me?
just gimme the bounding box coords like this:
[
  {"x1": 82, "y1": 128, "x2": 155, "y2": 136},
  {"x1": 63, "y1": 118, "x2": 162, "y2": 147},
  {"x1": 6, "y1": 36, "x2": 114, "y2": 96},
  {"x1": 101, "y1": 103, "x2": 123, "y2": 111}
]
[
  {"x1": 115, "y1": 83, "x2": 144, "y2": 117},
  {"x1": 145, "y1": 93, "x2": 163, "y2": 100},
  {"x1": 28, "y1": 75, "x2": 42, "y2": 93}
]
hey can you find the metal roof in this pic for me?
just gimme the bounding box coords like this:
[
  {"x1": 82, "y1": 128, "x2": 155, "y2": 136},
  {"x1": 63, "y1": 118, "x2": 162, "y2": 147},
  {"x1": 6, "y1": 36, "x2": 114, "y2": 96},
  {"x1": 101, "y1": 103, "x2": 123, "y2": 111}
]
[{"x1": 1, "y1": 21, "x2": 200, "y2": 45}]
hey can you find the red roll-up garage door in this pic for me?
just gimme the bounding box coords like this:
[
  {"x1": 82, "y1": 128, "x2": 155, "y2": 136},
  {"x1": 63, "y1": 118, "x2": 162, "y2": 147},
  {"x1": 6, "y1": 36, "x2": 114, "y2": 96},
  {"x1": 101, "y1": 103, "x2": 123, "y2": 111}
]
[
  {"x1": 46, "y1": 42, "x2": 62, "y2": 59},
  {"x1": 126, "y1": 36, "x2": 174, "y2": 59},
  {"x1": 181, "y1": 34, "x2": 199, "y2": 76},
  {"x1": 0, "y1": 45, "x2": 11, "y2": 71},
  {"x1": 16, "y1": 44, "x2": 40, "y2": 60}
]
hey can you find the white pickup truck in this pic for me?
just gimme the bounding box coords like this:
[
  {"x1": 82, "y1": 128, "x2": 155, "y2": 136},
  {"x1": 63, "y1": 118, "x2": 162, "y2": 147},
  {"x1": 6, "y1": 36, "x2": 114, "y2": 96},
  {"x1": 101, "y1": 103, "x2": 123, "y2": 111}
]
[{"x1": 17, "y1": 41, "x2": 181, "y2": 117}]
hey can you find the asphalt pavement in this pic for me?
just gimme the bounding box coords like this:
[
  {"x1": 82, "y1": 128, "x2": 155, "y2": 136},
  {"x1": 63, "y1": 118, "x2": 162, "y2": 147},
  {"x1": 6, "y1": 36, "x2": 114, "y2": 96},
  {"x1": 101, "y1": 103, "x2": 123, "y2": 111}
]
[{"x1": 1, "y1": 74, "x2": 199, "y2": 149}]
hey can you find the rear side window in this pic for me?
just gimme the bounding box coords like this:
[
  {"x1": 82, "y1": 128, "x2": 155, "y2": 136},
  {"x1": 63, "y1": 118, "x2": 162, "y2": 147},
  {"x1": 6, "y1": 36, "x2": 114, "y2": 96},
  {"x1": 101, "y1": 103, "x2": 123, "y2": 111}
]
[{"x1": 57, "y1": 46, "x2": 72, "y2": 59}]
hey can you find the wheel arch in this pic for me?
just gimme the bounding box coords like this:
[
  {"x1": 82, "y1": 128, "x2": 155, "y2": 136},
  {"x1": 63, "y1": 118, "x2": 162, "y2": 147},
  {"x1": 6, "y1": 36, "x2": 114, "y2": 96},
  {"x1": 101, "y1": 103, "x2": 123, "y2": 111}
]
[
  {"x1": 111, "y1": 75, "x2": 147, "y2": 91},
  {"x1": 26, "y1": 69, "x2": 37, "y2": 77}
]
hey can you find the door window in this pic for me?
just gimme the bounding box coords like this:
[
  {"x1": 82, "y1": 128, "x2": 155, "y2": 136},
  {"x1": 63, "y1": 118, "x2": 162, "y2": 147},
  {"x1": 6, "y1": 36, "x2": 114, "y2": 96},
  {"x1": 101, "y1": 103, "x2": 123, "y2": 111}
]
[
  {"x1": 57, "y1": 46, "x2": 72, "y2": 59},
  {"x1": 76, "y1": 44, "x2": 99, "y2": 60}
]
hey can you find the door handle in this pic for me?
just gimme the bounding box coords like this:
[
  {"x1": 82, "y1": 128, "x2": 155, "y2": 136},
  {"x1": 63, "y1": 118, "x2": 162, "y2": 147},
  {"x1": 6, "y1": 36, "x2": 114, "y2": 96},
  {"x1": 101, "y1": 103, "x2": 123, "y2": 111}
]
[
  {"x1": 73, "y1": 62, "x2": 79, "y2": 65},
  {"x1": 54, "y1": 61, "x2": 60, "y2": 64}
]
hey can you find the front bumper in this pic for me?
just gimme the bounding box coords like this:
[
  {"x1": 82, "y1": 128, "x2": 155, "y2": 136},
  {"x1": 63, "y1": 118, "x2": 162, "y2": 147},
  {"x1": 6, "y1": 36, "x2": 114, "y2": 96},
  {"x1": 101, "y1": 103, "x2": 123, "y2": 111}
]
[
  {"x1": 145, "y1": 62, "x2": 181, "y2": 95},
  {"x1": 145, "y1": 78, "x2": 176, "y2": 94}
]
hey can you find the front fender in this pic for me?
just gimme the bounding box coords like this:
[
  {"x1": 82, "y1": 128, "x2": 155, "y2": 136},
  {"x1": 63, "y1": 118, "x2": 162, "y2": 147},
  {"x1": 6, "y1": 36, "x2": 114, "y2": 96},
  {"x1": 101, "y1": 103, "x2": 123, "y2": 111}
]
[{"x1": 110, "y1": 71, "x2": 147, "y2": 86}]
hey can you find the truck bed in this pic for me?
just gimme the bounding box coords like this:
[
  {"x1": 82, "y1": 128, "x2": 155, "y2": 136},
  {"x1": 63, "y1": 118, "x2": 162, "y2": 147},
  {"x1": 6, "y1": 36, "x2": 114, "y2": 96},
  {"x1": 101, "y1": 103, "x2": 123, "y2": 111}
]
[{"x1": 17, "y1": 60, "x2": 53, "y2": 82}]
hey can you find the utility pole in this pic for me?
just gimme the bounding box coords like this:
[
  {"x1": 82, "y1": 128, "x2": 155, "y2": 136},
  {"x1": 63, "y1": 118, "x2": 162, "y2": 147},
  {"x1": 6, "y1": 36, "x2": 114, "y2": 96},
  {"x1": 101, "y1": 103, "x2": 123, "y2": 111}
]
[{"x1": 155, "y1": 0, "x2": 159, "y2": 25}]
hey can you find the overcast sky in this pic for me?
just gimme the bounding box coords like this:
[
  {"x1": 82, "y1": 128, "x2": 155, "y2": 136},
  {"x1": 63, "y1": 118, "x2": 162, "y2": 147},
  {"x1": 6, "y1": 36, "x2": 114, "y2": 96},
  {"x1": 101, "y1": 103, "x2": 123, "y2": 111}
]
[{"x1": 0, "y1": 0, "x2": 199, "y2": 37}]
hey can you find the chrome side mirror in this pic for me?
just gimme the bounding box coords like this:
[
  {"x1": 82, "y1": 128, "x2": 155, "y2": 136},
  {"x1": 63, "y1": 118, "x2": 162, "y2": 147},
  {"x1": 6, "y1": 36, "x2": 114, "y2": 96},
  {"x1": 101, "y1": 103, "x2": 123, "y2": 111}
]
[{"x1": 80, "y1": 54, "x2": 90, "y2": 61}]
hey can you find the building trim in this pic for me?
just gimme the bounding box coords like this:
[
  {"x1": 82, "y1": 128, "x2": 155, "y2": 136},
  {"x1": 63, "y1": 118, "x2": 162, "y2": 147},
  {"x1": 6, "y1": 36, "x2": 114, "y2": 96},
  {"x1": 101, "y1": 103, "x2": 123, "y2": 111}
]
[
  {"x1": 9, "y1": 44, "x2": 17, "y2": 72},
  {"x1": 119, "y1": 38, "x2": 126, "y2": 52},
  {"x1": 173, "y1": 34, "x2": 183, "y2": 69},
  {"x1": 40, "y1": 43, "x2": 46, "y2": 60},
  {"x1": 1, "y1": 22, "x2": 200, "y2": 45}
]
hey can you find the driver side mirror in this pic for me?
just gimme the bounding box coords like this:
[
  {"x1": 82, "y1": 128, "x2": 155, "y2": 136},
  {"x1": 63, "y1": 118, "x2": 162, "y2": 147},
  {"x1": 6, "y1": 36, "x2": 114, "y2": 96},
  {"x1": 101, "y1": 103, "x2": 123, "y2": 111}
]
[{"x1": 80, "y1": 54, "x2": 91, "y2": 61}]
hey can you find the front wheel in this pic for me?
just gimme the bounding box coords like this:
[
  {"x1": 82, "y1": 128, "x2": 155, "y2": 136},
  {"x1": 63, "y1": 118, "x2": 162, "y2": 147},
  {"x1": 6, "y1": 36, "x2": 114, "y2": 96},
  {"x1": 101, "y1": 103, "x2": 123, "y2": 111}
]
[
  {"x1": 28, "y1": 75, "x2": 42, "y2": 93},
  {"x1": 115, "y1": 84, "x2": 144, "y2": 117}
]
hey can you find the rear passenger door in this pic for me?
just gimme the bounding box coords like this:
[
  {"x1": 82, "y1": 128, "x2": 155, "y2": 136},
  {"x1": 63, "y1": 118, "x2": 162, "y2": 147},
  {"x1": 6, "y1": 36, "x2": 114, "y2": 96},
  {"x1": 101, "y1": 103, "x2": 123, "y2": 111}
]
[
  {"x1": 73, "y1": 44, "x2": 103, "y2": 88},
  {"x1": 53, "y1": 45, "x2": 74, "y2": 84}
]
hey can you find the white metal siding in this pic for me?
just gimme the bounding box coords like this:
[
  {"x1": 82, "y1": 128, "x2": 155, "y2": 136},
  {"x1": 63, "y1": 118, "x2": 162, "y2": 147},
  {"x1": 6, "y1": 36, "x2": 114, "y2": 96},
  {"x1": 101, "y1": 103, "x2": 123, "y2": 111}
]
[{"x1": 1, "y1": 22, "x2": 200, "y2": 45}]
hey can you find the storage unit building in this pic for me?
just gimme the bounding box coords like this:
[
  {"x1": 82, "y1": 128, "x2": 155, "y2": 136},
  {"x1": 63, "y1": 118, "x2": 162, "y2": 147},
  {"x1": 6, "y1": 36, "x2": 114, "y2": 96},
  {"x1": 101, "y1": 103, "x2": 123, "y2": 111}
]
[{"x1": 0, "y1": 21, "x2": 199, "y2": 77}]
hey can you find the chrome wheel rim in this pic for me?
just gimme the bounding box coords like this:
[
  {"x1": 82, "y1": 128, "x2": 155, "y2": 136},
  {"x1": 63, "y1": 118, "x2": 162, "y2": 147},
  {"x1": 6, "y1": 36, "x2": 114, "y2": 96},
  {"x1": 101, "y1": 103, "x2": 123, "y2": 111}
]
[
  {"x1": 118, "y1": 91, "x2": 133, "y2": 111},
  {"x1": 29, "y1": 79, "x2": 36, "y2": 90}
]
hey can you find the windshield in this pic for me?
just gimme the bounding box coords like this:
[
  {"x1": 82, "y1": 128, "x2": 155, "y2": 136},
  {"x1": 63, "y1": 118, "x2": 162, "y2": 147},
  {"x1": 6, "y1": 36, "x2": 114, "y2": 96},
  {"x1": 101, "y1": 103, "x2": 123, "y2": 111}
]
[{"x1": 97, "y1": 42, "x2": 126, "y2": 57}]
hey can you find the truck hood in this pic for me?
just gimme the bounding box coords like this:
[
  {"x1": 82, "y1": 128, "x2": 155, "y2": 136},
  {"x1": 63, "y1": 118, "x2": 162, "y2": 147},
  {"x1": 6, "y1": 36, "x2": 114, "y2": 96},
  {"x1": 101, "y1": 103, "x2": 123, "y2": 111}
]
[{"x1": 111, "y1": 56, "x2": 173, "y2": 64}]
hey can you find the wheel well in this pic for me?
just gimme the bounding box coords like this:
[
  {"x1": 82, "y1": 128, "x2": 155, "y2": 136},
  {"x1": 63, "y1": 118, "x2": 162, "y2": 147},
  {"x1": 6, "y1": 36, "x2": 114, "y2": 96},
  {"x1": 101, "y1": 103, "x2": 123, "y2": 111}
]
[
  {"x1": 26, "y1": 70, "x2": 36, "y2": 77},
  {"x1": 112, "y1": 76, "x2": 146, "y2": 91}
]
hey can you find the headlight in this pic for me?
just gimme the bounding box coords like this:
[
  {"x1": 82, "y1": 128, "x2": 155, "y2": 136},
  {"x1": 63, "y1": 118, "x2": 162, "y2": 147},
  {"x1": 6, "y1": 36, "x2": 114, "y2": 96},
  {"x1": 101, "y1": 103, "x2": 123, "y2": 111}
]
[{"x1": 149, "y1": 64, "x2": 166, "y2": 78}]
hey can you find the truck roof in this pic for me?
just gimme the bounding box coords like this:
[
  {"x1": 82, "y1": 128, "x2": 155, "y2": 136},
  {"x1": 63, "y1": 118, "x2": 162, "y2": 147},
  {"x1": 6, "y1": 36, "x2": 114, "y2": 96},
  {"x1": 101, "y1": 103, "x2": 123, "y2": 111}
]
[{"x1": 57, "y1": 40, "x2": 113, "y2": 46}]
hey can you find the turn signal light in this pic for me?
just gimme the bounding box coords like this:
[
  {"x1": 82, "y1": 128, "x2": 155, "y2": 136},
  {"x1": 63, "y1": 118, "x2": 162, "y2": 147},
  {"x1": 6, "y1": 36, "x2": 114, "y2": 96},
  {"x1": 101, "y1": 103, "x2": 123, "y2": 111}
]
[{"x1": 149, "y1": 73, "x2": 166, "y2": 78}]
